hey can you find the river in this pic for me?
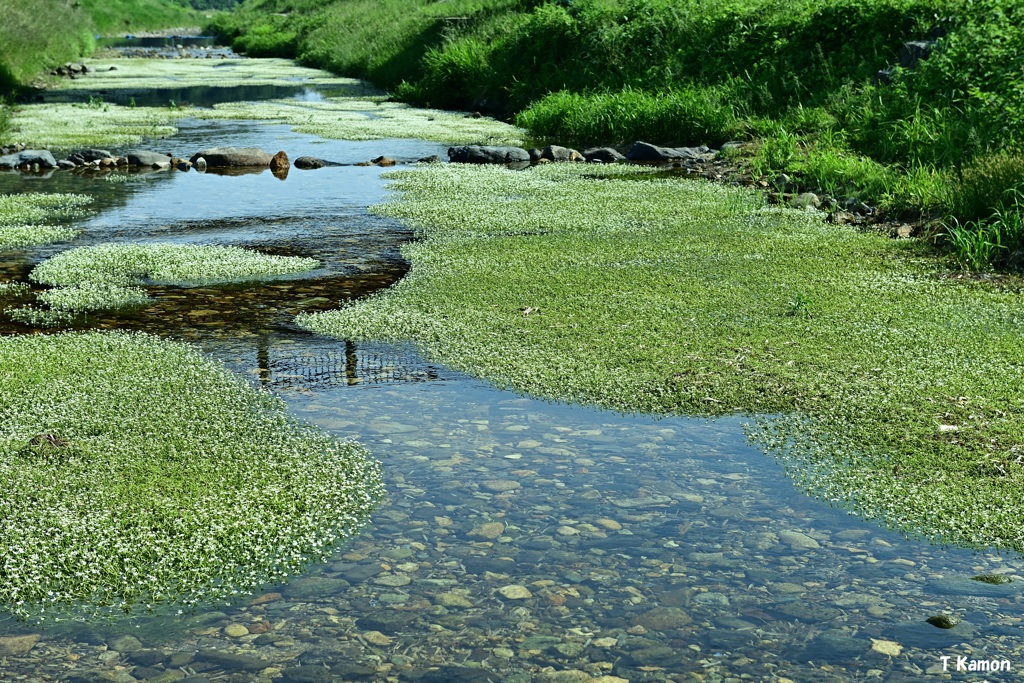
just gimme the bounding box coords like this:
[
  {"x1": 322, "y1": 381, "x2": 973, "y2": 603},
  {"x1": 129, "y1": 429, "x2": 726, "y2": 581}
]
[{"x1": 0, "y1": 45, "x2": 1021, "y2": 683}]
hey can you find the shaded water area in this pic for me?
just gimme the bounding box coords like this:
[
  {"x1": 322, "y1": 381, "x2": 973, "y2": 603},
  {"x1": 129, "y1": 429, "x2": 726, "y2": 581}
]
[{"x1": 2, "y1": 61, "x2": 1024, "y2": 683}]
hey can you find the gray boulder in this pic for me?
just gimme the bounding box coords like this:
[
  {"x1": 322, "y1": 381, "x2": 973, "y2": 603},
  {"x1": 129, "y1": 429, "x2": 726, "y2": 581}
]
[
  {"x1": 0, "y1": 150, "x2": 57, "y2": 170},
  {"x1": 540, "y1": 145, "x2": 583, "y2": 162},
  {"x1": 583, "y1": 147, "x2": 625, "y2": 163},
  {"x1": 293, "y1": 156, "x2": 343, "y2": 170},
  {"x1": 626, "y1": 141, "x2": 716, "y2": 162},
  {"x1": 189, "y1": 147, "x2": 272, "y2": 168},
  {"x1": 448, "y1": 145, "x2": 531, "y2": 164},
  {"x1": 126, "y1": 151, "x2": 172, "y2": 169},
  {"x1": 67, "y1": 149, "x2": 114, "y2": 165}
]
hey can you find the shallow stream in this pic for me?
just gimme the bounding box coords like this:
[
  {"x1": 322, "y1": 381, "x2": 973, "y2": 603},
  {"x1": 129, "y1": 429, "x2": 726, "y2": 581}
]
[{"x1": 1, "y1": 54, "x2": 1023, "y2": 683}]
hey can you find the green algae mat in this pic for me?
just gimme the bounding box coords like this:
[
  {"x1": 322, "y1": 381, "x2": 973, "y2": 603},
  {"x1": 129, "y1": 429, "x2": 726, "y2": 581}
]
[
  {"x1": 0, "y1": 332, "x2": 383, "y2": 620},
  {"x1": 10, "y1": 58, "x2": 523, "y2": 149},
  {"x1": 299, "y1": 163, "x2": 1024, "y2": 552}
]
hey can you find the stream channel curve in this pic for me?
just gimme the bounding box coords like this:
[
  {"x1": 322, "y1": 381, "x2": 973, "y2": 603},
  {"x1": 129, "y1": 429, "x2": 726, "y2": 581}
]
[{"x1": 1, "y1": 47, "x2": 1023, "y2": 683}]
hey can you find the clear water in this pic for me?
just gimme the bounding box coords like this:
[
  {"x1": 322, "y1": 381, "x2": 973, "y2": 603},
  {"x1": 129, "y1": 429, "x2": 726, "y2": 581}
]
[{"x1": 1, "y1": 66, "x2": 1022, "y2": 683}]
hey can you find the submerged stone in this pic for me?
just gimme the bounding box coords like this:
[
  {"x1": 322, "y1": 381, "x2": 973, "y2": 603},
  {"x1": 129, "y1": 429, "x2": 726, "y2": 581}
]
[
  {"x1": 926, "y1": 614, "x2": 961, "y2": 629},
  {"x1": 0, "y1": 634, "x2": 41, "y2": 656},
  {"x1": 635, "y1": 606, "x2": 692, "y2": 631},
  {"x1": 971, "y1": 573, "x2": 1012, "y2": 585}
]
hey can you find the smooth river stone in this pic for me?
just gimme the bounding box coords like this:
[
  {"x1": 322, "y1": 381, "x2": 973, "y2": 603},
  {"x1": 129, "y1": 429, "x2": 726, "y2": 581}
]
[
  {"x1": 468, "y1": 522, "x2": 505, "y2": 539},
  {"x1": 435, "y1": 592, "x2": 475, "y2": 608},
  {"x1": 373, "y1": 573, "x2": 412, "y2": 587},
  {"x1": 481, "y1": 479, "x2": 521, "y2": 492},
  {"x1": 778, "y1": 530, "x2": 821, "y2": 549},
  {"x1": 609, "y1": 494, "x2": 672, "y2": 509},
  {"x1": 635, "y1": 606, "x2": 692, "y2": 631},
  {"x1": 224, "y1": 624, "x2": 249, "y2": 638},
  {"x1": 0, "y1": 634, "x2": 41, "y2": 655},
  {"x1": 498, "y1": 584, "x2": 533, "y2": 600}
]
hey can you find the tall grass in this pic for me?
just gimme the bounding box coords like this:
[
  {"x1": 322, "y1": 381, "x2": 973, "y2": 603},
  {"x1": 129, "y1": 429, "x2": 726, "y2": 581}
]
[
  {"x1": 941, "y1": 154, "x2": 1024, "y2": 271},
  {"x1": 517, "y1": 86, "x2": 740, "y2": 147},
  {"x1": 79, "y1": 0, "x2": 197, "y2": 35},
  {"x1": 0, "y1": 0, "x2": 94, "y2": 91},
  {"x1": 0, "y1": 0, "x2": 201, "y2": 93}
]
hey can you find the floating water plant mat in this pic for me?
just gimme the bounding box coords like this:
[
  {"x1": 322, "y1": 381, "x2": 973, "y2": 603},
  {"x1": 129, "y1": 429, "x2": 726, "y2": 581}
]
[
  {"x1": 0, "y1": 332, "x2": 383, "y2": 620},
  {"x1": 7, "y1": 243, "x2": 319, "y2": 325},
  {"x1": 300, "y1": 163, "x2": 1024, "y2": 552},
  {"x1": 12, "y1": 58, "x2": 523, "y2": 148},
  {"x1": 0, "y1": 193, "x2": 91, "y2": 249}
]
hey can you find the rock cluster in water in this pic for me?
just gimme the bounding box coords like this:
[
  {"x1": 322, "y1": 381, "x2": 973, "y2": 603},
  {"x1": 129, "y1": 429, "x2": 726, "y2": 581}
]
[{"x1": 0, "y1": 138, "x2": 889, "y2": 229}]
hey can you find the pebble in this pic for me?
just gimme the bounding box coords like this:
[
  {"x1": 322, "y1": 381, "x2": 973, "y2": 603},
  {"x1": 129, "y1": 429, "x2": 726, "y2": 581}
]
[
  {"x1": 498, "y1": 584, "x2": 533, "y2": 600},
  {"x1": 363, "y1": 631, "x2": 392, "y2": 646},
  {"x1": 871, "y1": 638, "x2": 902, "y2": 656},
  {"x1": 635, "y1": 606, "x2": 692, "y2": 631},
  {"x1": 108, "y1": 635, "x2": 144, "y2": 653},
  {"x1": 468, "y1": 521, "x2": 505, "y2": 539},
  {"x1": 0, "y1": 634, "x2": 41, "y2": 656},
  {"x1": 224, "y1": 624, "x2": 249, "y2": 638},
  {"x1": 778, "y1": 529, "x2": 821, "y2": 549},
  {"x1": 594, "y1": 518, "x2": 622, "y2": 531},
  {"x1": 482, "y1": 479, "x2": 521, "y2": 492},
  {"x1": 372, "y1": 573, "x2": 412, "y2": 587},
  {"x1": 435, "y1": 592, "x2": 475, "y2": 608}
]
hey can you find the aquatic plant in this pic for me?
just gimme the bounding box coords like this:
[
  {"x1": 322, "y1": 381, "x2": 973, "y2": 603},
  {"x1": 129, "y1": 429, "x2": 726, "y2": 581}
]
[
  {"x1": 196, "y1": 97, "x2": 525, "y2": 144},
  {"x1": 0, "y1": 193, "x2": 91, "y2": 249},
  {"x1": 0, "y1": 281, "x2": 29, "y2": 294},
  {"x1": 0, "y1": 331, "x2": 384, "y2": 620},
  {"x1": 27, "y1": 243, "x2": 319, "y2": 314},
  {"x1": 298, "y1": 162, "x2": 1024, "y2": 553},
  {"x1": 55, "y1": 57, "x2": 373, "y2": 95},
  {"x1": 37, "y1": 283, "x2": 150, "y2": 312},
  {"x1": 5, "y1": 304, "x2": 79, "y2": 328},
  {"x1": 9, "y1": 102, "x2": 184, "y2": 150}
]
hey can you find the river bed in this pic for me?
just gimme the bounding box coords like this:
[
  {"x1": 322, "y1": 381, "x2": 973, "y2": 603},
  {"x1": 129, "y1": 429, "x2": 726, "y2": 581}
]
[{"x1": 1, "y1": 53, "x2": 1022, "y2": 683}]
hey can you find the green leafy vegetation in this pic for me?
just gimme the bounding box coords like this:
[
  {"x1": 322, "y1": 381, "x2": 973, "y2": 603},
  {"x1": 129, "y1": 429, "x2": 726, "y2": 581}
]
[
  {"x1": 0, "y1": 0, "x2": 201, "y2": 95},
  {"x1": 0, "y1": 331, "x2": 383, "y2": 620},
  {"x1": 79, "y1": 0, "x2": 197, "y2": 35},
  {"x1": 8, "y1": 102, "x2": 185, "y2": 150},
  {"x1": 0, "y1": 0, "x2": 95, "y2": 92},
  {"x1": 23, "y1": 243, "x2": 319, "y2": 316},
  {"x1": 0, "y1": 193, "x2": 92, "y2": 249},
  {"x1": 299, "y1": 163, "x2": 1024, "y2": 551},
  {"x1": 216, "y1": 0, "x2": 1024, "y2": 269}
]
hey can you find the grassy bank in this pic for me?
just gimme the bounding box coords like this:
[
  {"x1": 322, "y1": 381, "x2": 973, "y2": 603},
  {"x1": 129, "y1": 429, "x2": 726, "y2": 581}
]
[
  {"x1": 214, "y1": 0, "x2": 1024, "y2": 270},
  {"x1": 299, "y1": 163, "x2": 1024, "y2": 551},
  {"x1": 0, "y1": 0, "x2": 202, "y2": 96},
  {"x1": 0, "y1": 331, "x2": 383, "y2": 620}
]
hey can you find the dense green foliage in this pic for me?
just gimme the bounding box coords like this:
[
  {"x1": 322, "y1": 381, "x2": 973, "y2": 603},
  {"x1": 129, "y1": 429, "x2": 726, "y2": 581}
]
[
  {"x1": 0, "y1": 332, "x2": 382, "y2": 620},
  {"x1": 0, "y1": 0, "x2": 95, "y2": 92},
  {"x1": 216, "y1": 0, "x2": 1024, "y2": 269},
  {"x1": 79, "y1": 0, "x2": 196, "y2": 35},
  {"x1": 300, "y1": 163, "x2": 1024, "y2": 551},
  {"x1": 0, "y1": 0, "x2": 199, "y2": 93}
]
